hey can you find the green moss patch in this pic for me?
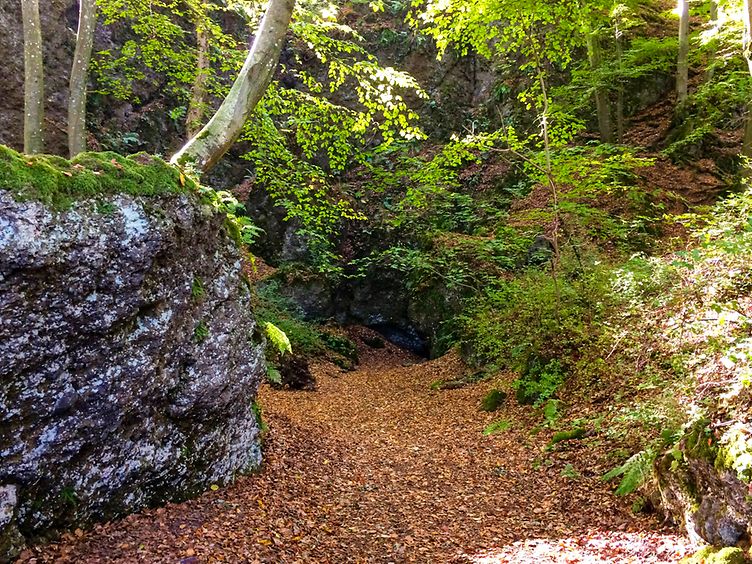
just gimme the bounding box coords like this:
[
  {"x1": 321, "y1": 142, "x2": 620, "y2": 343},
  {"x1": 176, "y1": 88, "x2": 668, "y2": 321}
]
[
  {"x1": 0, "y1": 145, "x2": 195, "y2": 209},
  {"x1": 680, "y1": 546, "x2": 746, "y2": 564}
]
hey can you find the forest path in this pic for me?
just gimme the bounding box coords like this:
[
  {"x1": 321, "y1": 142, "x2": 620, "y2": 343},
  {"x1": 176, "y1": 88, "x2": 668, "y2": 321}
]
[{"x1": 33, "y1": 329, "x2": 692, "y2": 563}]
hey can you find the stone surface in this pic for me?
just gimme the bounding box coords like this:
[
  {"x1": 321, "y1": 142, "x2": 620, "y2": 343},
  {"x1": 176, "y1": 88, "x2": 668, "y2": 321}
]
[
  {"x1": 656, "y1": 433, "x2": 752, "y2": 549},
  {"x1": 0, "y1": 190, "x2": 265, "y2": 560}
]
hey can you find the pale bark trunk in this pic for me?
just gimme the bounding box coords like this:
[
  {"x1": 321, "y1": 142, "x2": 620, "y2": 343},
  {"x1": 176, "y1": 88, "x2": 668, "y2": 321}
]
[
  {"x1": 586, "y1": 30, "x2": 613, "y2": 143},
  {"x1": 171, "y1": 0, "x2": 295, "y2": 174},
  {"x1": 615, "y1": 28, "x2": 625, "y2": 142},
  {"x1": 21, "y1": 0, "x2": 44, "y2": 154},
  {"x1": 706, "y1": 0, "x2": 718, "y2": 83},
  {"x1": 186, "y1": 17, "x2": 211, "y2": 138},
  {"x1": 742, "y1": 0, "x2": 752, "y2": 159},
  {"x1": 676, "y1": 0, "x2": 690, "y2": 103},
  {"x1": 68, "y1": 0, "x2": 98, "y2": 157}
]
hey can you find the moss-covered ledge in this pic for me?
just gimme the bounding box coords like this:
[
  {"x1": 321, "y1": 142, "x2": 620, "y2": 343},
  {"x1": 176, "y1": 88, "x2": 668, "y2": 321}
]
[
  {"x1": 0, "y1": 145, "x2": 197, "y2": 209},
  {"x1": 656, "y1": 417, "x2": 752, "y2": 549}
]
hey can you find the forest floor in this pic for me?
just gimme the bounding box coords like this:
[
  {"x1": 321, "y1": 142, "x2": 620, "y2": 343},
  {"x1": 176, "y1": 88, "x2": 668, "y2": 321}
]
[{"x1": 29, "y1": 329, "x2": 695, "y2": 563}]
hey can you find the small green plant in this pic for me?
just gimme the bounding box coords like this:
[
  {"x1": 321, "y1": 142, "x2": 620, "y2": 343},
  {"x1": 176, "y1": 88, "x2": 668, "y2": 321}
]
[
  {"x1": 483, "y1": 419, "x2": 512, "y2": 436},
  {"x1": 60, "y1": 487, "x2": 78, "y2": 507},
  {"x1": 96, "y1": 201, "x2": 116, "y2": 215},
  {"x1": 602, "y1": 449, "x2": 656, "y2": 496},
  {"x1": 168, "y1": 105, "x2": 186, "y2": 126},
  {"x1": 320, "y1": 332, "x2": 359, "y2": 366},
  {"x1": 513, "y1": 358, "x2": 565, "y2": 406},
  {"x1": 548, "y1": 427, "x2": 587, "y2": 448},
  {"x1": 194, "y1": 321, "x2": 209, "y2": 343},
  {"x1": 266, "y1": 363, "x2": 282, "y2": 386},
  {"x1": 251, "y1": 401, "x2": 269, "y2": 434},
  {"x1": 264, "y1": 322, "x2": 292, "y2": 355},
  {"x1": 191, "y1": 277, "x2": 205, "y2": 300},
  {"x1": 480, "y1": 389, "x2": 507, "y2": 412},
  {"x1": 542, "y1": 399, "x2": 561, "y2": 427},
  {"x1": 561, "y1": 463, "x2": 580, "y2": 479}
]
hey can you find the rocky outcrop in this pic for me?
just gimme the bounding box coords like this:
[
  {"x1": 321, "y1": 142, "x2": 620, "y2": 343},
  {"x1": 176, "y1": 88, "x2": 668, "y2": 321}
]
[
  {"x1": 0, "y1": 175, "x2": 265, "y2": 560},
  {"x1": 656, "y1": 419, "x2": 752, "y2": 550}
]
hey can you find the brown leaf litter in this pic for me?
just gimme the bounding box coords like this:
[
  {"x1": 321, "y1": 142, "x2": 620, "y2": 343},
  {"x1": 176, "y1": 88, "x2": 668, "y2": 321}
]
[{"x1": 27, "y1": 328, "x2": 693, "y2": 563}]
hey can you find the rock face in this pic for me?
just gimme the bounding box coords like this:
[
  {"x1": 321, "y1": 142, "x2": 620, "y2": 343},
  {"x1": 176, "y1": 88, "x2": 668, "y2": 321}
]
[
  {"x1": 0, "y1": 189, "x2": 265, "y2": 560},
  {"x1": 656, "y1": 420, "x2": 752, "y2": 549}
]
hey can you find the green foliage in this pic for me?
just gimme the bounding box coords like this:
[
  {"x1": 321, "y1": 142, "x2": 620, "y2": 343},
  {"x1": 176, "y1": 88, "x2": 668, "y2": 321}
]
[
  {"x1": 549, "y1": 427, "x2": 586, "y2": 447},
  {"x1": 320, "y1": 332, "x2": 359, "y2": 366},
  {"x1": 198, "y1": 186, "x2": 263, "y2": 246},
  {"x1": 542, "y1": 399, "x2": 562, "y2": 427},
  {"x1": 191, "y1": 277, "x2": 205, "y2": 300},
  {"x1": 0, "y1": 146, "x2": 192, "y2": 209},
  {"x1": 480, "y1": 389, "x2": 507, "y2": 412},
  {"x1": 681, "y1": 546, "x2": 746, "y2": 564},
  {"x1": 483, "y1": 419, "x2": 512, "y2": 436},
  {"x1": 514, "y1": 358, "x2": 566, "y2": 406},
  {"x1": 460, "y1": 255, "x2": 614, "y2": 383},
  {"x1": 602, "y1": 449, "x2": 655, "y2": 495},
  {"x1": 194, "y1": 320, "x2": 209, "y2": 343},
  {"x1": 94, "y1": 0, "x2": 244, "y2": 103},
  {"x1": 264, "y1": 322, "x2": 293, "y2": 356},
  {"x1": 255, "y1": 280, "x2": 326, "y2": 356},
  {"x1": 557, "y1": 36, "x2": 679, "y2": 115},
  {"x1": 266, "y1": 364, "x2": 283, "y2": 386},
  {"x1": 59, "y1": 487, "x2": 78, "y2": 507},
  {"x1": 251, "y1": 400, "x2": 269, "y2": 434},
  {"x1": 561, "y1": 463, "x2": 580, "y2": 479}
]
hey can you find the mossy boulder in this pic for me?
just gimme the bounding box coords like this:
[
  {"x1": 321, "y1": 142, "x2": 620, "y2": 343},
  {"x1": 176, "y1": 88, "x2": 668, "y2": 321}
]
[
  {"x1": 656, "y1": 419, "x2": 752, "y2": 549},
  {"x1": 0, "y1": 145, "x2": 194, "y2": 210},
  {"x1": 0, "y1": 151, "x2": 265, "y2": 560}
]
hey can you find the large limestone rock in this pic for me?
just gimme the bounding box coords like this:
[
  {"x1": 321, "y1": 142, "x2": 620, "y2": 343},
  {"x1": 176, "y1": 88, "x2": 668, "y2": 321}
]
[
  {"x1": 656, "y1": 418, "x2": 752, "y2": 549},
  {"x1": 0, "y1": 165, "x2": 265, "y2": 560}
]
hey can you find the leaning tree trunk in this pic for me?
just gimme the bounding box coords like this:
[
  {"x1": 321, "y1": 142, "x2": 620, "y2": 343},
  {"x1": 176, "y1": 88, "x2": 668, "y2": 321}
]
[
  {"x1": 171, "y1": 0, "x2": 295, "y2": 174},
  {"x1": 676, "y1": 0, "x2": 690, "y2": 103},
  {"x1": 21, "y1": 0, "x2": 44, "y2": 154},
  {"x1": 68, "y1": 0, "x2": 97, "y2": 157},
  {"x1": 586, "y1": 29, "x2": 614, "y2": 143},
  {"x1": 186, "y1": 5, "x2": 211, "y2": 138}
]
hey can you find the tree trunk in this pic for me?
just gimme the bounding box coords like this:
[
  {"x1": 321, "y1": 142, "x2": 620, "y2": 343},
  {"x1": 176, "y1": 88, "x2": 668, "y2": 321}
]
[
  {"x1": 171, "y1": 0, "x2": 295, "y2": 174},
  {"x1": 615, "y1": 26, "x2": 625, "y2": 142},
  {"x1": 68, "y1": 0, "x2": 98, "y2": 157},
  {"x1": 21, "y1": 0, "x2": 44, "y2": 154},
  {"x1": 586, "y1": 29, "x2": 613, "y2": 143},
  {"x1": 742, "y1": 0, "x2": 752, "y2": 159},
  {"x1": 676, "y1": 0, "x2": 690, "y2": 103},
  {"x1": 706, "y1": 0, "x2": 718, "y2": 83},
  {"x1": 185, "y1": 15, "x2": 211, "y2": 138}
]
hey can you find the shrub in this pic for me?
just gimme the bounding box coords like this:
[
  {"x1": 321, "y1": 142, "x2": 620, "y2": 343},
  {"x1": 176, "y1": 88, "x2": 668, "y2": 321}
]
[{"x1": 480, "y1": 389, "x2": 507, "y2": 412}]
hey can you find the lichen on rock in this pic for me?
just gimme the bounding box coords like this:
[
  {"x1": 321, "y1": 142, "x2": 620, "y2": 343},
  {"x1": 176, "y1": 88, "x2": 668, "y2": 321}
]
[
  {"x1": 656, "y1": 417, "x2": 752, "y2": 550},
  {"x1": 0, "y1": 150, "x2": 265, "y2": 560}
]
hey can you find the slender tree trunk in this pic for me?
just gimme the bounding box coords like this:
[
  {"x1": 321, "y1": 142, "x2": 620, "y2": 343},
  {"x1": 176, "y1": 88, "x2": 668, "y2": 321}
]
[
  {"x1": 21, "y1": 0, "x2": 44, "y2": 154},
  {"x1": 68, "y1": 0, "x2": 98, "y2": 157},
  {"x1": 186, "y1": 5, "x2": 211, "y2": 138},
  {"x1": 586, "y1": 29, "x2": 614, "y2": 143},
  {"x1": 171, "y1": 0, "x2": 295, "y2": 174},
  {"x1": 706, "y1": 0, "x2": 718, "y2": 83},
  {"x1": 742, "y1": 0, "x2": 752, "y2": 159},
  {"x1": 615, "y1": 25, "x2": 625, "y2": 142},
  {"x1": 676, "y1": 0, "x2": 690, "y2": 103}
]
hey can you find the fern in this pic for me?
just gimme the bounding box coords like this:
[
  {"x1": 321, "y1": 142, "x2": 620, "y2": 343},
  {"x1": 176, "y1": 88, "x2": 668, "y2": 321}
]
[
  {"x1": 602, "y1": 449, "x2": 656, "y2": 496},
  {"x1": 483, "y1": 419, "x2": 511, "y2": 436},
  {"x1": 264, "y1": 322, "x2": 292, "y2": 356},
  {"x1": 266, "y1": 364, "x2": 282, "y2": 385}
]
